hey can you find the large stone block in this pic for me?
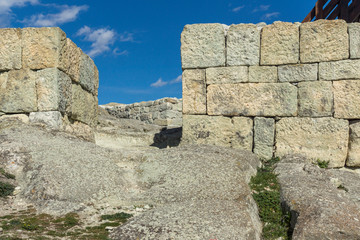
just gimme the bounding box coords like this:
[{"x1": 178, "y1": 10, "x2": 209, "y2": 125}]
[
  {"x1": 254, "y1": 117, "x2": 275, "y2": 160},
  {"x1": 36, "y1": 68, "x2": 72, "y2": 114},
  {"x1": 181, "y1": 24, "x2": 225, "y2": 69},
  {"x1": 298, "y1": 81, "x2": 333, "y2": 117},
  {"x1": 278, "y1": 64, "x2": 318, "y2": 82},
  {"x1": 182, "y1": 115, "x2": 253, "y2": 150},
  {"x1": 59, "y1": 38, "x2": 81, "y2": 83},
  {"x1": 0, "y1": 69, "x2": 37, "y2": 113},
  {"x1": 319, "y1": 60, "x2": 360, "y2": 80},
  {"x1": 260, "y1": 22, "x2": 299, "y2": 65},
  {"x1": 347, "y1": 121, "x2": 360, "y2": 167},
  {"x1": 22, "y1": 27, "x2": 66, "y2": 69},
  {"x1": 249, "y1": 66, "x2": 277, "y2": 83},
  {"x1": 300, "y1": 20, "x2": 349, "y2": 63},
  {"x1": 0, "y1": 28, "x2": 21, "y2": 70},
  {"x1": 206, "y1": 66, "x2": 248, "y2": 84},
  {"x1": 333, "y1": 80, "x2": 360, "y2": 119},
  {"x1": 79, "y1": 53, "x2": 96, "y2": 94},
  {"x1": 207, "y1": 83, "x2": 297, "y2": 117},
  {"x1": 29, "y1": 111, "x2": 63, "y2": 130},
  {"x1": 71, "y1": 84, "x2": 98, "y2": 126},
  {"x1": 182, "y1": 69, "x2": 206, "y2": 114},
  {"x1": 275, "y1": 117, "x2": 349, "y2": 168},
  {"x1": 226, "y1": 24, "x2": 260, "y2": 66},
  {"x1": 349, "y1": 23, "x2": 360, "y2": 59}
]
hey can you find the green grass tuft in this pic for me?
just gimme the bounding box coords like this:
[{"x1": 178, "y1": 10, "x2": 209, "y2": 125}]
[
  {"x1": 316, "y1": 159, "x2": 329, "y2": 168},
  {"x1": 0, "y1": 182, "x2": 15, "y2": 198}
]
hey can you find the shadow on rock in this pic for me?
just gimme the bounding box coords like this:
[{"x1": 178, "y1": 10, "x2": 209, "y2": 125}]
[{"x1": 151, "y1": 127, "x2": 182, "y2": 149}]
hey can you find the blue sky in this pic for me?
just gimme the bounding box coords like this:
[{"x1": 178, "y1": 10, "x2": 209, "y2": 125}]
[{"x1": 1, "y1": 0, "x2": 316, "y2": 104}]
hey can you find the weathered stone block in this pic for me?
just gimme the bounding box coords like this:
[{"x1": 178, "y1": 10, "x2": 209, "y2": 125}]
[
  {"x1": 79, "y1": 52, "x2": 96, "y2": 94},
  {"x1": 22, "y1": 27, "x2": 66, "y2": 69},
  {"x1": 298, "y1": 81, "x2": 333, "y2": 117},
  {"x1": 349, "y1": 23, "x2": 360, "y2": 59},
  {"x1": 207, "y1": 83, "x2": 297, "y2": 117},
  {"x1": 278, "y1": 64, "x2": 318, "y2": 82},
  {"x1": 347, "y1": 121, "x2": 360, "y2": 167},
  {"x1": 0, "y1": 69, "x2": 37, "y2": 113},
  {"x1": 319, "y1": 60, "x2": 360, "y2": 80},
  {"x1": 181, "y1": 24, "x2": 225, "y2": 69},
  {"x1": 59, "y1": 38, "x2": 81, "y2": 83},
  {"x1": 37, "y1": 68, "x2": 72, "y2": 114},
  {"x1": 254, "y1": 117, "x2": 275, "y2": 160},
  {"x1": 275, "y1": 117, "x2": 349, "y2": 168},
  {"x1": 29, "y1": 111, "x2": 63, "y2": 130},
  {"x1": 333, "y1": 80, "x2": 360, "y2": 119},
  {"x1": 206, "y1": 66, "x2": 248, "y2": 84},
  {"x1": 226, "y1": 24, "x2": 260, "y2": 66},
  {"x1": 94, "y1": 65, "x2": 99, "y2": 96},
  {"x1": 249, "y1": 66, "x2": 277, "y2": 83},
  {"x1": 182, "y1": 115, "x2": 253, "y2": 150},
  {"x1": 0, "y1": 28, "x2": 21, "y2": 70},
  {"x1": 260, "y1": 22, "x2": 299, "y2": 65},
  {"x1": 71, "y1": 84, "x2": 98, "y2": 126},
  {"x1": 182, "y1": 69, "x2": 206, "y2": 114},
  {"x1": 300, "y1": 20, "x2": 349, "y2": 63}
]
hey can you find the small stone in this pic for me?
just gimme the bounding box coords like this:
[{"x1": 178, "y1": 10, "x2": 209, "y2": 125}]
[
  {"x1": 29, "y1": 111, "x2": 63, "y2": 130},
  {"x1": 319, "y1": 59, "x2": 360, "y2": 81},
  {"x1": 206, "y1": 66, "x2": 248, "y2": 84},
  {"x1": 278, "y1": 64, "x2": 318, "y2": 82},
  {"x1": 254, "y1": 117, "x2": 275, "y2": 160},
  {"x1": 249, "y1": 66, "x2": 277, "y2": 83}
]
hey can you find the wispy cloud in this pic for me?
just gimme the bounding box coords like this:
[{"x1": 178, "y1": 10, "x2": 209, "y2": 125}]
[
  {"x1": 22, "y1": 4, "x2": 88, "y2": 27},
  {"x1": 253, "y1": 4, "x2": 270, "y2": 13},
  {"x1": 151, "y1": 75, "x2": 182, "y2": 88},
  {"x1": 77, "y1": 26, "x2": 117, "y2": 57},
  {"x1": 263, "y1": 12, "x2": 280, "y2": 20},
  {"x1": 232, "y1": 5, "x2": 245, "y2": 13},
  {"x1": 119, "y1": 32, "x2": 134, "y2": 42},
  {"x1": 0, "y1": 0, "x2": 38, "y2": 26},
  {"x1": 113, "y1": 48, "x2": 129, "y2": 56}
]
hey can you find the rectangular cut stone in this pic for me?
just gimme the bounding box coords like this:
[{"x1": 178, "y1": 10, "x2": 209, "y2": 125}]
[
  {"x1": 29, "y1": 111, "x2": 63, "y2": 130},
  {"x1": 298, "y1": 81, "x2": 333, "y2": 117},
  {"x1": 0, "y1": 69, "x2": 37, "y2": 113},
  {"x1": 275, "y1": 117, "x2": 349, "y2": 168},
  {"x1": 79, "y1": 53, "x2": 96, "y2": 94},
  {"x1": 182, "y1": 115, "x2": 253, "y2": 150},
  {"x1": 59, "y1": 38, "x2": 81, "y2": 83},
  {"x1": 22, "y1": 27, "x2": 66, "y2": 69},
  {"x1": 349, "y1": 23, "x2": 360, "y2": 59},
  {"x1": 278, "y1": 64, "x2": 318, "y2": 82},
  {"x1": 319, "y1": 60, "x2": 360, "y2": 80},
  {"x1": 300, "y1": 20, "x2": 349, "y2": 63},
  {"x1": 37, "y1": 68, "x2": 72, "y2": 114},
  {"x1": 181, "y1": 24, "x2": 225, "y2": 69},
  {"x1": 249, "y1": 66, "x2": 277, "y2": 83},
  {"x1": 206, "y1": 66, "x2": 248, "y2": 84},
  {"x1": 0, "y1": 29, "x2": 21, "y2": 70},
  {"x1": 333, "y1": 80, "x2": 360, "y2": 119},
  {"x1": 182, "y1": 69, "x2": 206, "y2": 114},
  {"x1": 71, "y1": 84, "x2": 98, "y2": 127},
  {"x1": 260, "y1": 22, "x2": 299, "y2": 65},
  {"x1": 226, "y1": 24, "x2": 260, "y2": 66},
  {"x1": 254, "y1": 117, "x2": 275, "y2": 160},
  {"x1": 347, "y1": 121, "x2": 360, "y2": 167},
  {"x1": 207, "y1": 83, "x2": 297, "y2": 117}
]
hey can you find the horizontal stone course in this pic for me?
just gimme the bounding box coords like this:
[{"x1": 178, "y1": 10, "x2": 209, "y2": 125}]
[
  {"x1": 278, "y1": 64, "x2": 318, "y2": 82},
  {"x1": 319, "y1": 60, "x2": 360, "y2": 80},
  {"x1": 206, "y1": 66, "x2": 248, "y2": 84},
  {"x1": 249, "y1": 66, "x2": 277, "y2": 83},
  {"x1": 207, "y1": 83, "x2": 297, "y2": 117}
]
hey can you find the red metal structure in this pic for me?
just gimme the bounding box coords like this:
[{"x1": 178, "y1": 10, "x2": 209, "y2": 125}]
[{"x1": 303, "y1": 0, "x2": 360, "y2": 22}]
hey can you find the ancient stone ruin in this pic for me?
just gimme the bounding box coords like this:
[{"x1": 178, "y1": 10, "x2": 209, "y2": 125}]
[
  {"x1": 181, "y1": 19, "x2": 360, "y2": 168},
  {"x1": 0, "y1": 27, "x2": 98, "y2": 132}
]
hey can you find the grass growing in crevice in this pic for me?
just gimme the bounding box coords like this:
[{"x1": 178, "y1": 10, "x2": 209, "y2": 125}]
[
  {"x1": 0, "y1": 168, "x2": 16, "y2": 198},
  {"x1": 316, "y1": 159, "x2": 329, "y2": 169},
  {"x1": 249, "y1": 157, "x2": 292, "y2": 240}
]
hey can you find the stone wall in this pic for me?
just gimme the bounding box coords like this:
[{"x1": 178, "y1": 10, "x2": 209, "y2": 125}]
[
  {"x1": 0, "y1": 27, "x2": 98, "y2": 131},
  {"x1": 103, "y1": 98, "x2": 182, "y2": 127},
  {"x1": 181, "y1": 20, "x2": 360, "y2": 168}
]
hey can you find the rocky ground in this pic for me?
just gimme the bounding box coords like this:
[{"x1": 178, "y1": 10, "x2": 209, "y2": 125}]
[{"x1": 1, "y1": 109, "x2": 360, "y2": 239}]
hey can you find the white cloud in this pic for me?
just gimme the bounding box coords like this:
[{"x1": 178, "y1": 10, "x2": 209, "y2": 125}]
[
  {"x1": 0, "y1": 0, "x2": 38, "y2": 26},
  {"x1": 232, "y1": 5, "x2": 244, "y2": 13},
  {"x1": 113, "y1": 48, "x2": 129, "y2": 56},
  {"x1": 77, "y1": 26, "x2": 117, "y2": 57},
  {"x1": 119, "y1": 32, "x2": 134, "y2": 42},
  {"x1": 22, "y1": 4, "x2": 88, "y2": 27},
  {"x1": 263, "y1": 12, "x2": 280, "y2": 20},
  {"x1": 253, "y1": 5, "x2": 270, "y2": 13},
  {"x1": 151, "y1": 78, "x2": 168, "y2": 88},
  {"x1": 151, "y1": 75, "x2": 182, "y2": 88}
]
